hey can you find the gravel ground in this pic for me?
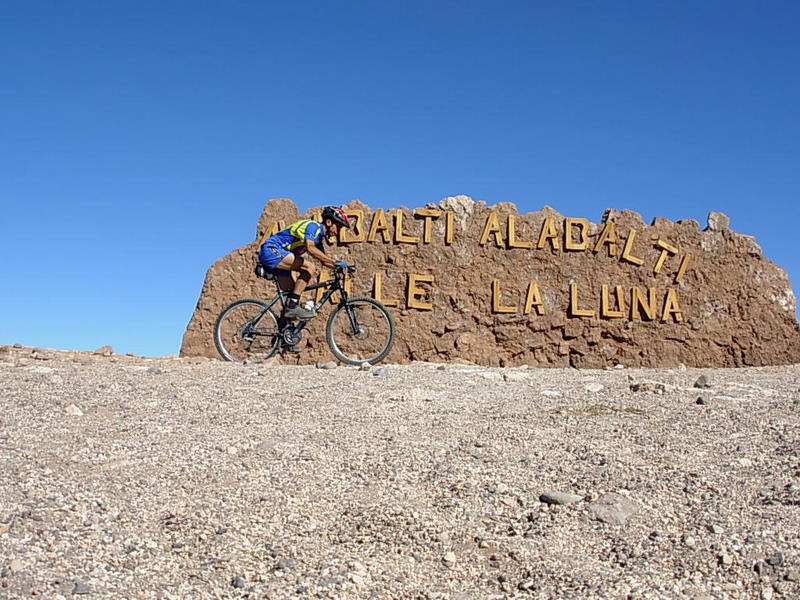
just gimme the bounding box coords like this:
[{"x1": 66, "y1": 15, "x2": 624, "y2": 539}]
[{"x1": 1, "y1": 345, "x2": 798, "y2": 600}]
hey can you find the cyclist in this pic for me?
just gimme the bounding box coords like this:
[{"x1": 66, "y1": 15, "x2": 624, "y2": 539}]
[{"x1": 258, "y1": 206, "x2": 352, "y2": 319}]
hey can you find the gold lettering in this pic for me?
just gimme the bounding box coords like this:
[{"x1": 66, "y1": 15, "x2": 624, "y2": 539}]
[
  {"x1": 523, "y1": 281, "x2": 545, "y2": 315},
  {"x1": 260, "y1": 220, "x2": 286, "y2": 245},
  {"x1": 621, "y1": 230, "x2": 644, "y2": 265},
  {"x1": 593, "y1": 221, "x2": 618, "y2": 256},
  {"x1": 413, "y1": 208, "x2": 442, "y2": 244},
  {"x1": 507, "y1": 215, "x2": 533, "y2": 249},
  {"x1": 445, "y1": 210, "x2": 455, "y2": 245},
  {"x1": 661, "y1": 288, "x2": 684, "y2": 322},
  {"x1": 569, "y1": 283, "x2": 595, "y2": 317},
  {"x1": 479, "y1": 212, "x2": 504, "y2": 247},
  {"x1": 564, "y1": 218, "x2": 589, "y2": 251},
  {"x1": 600, "y1": 284, "x2": 626, "y2": 318},
  {"x1": 653, "y1": 239, "x2": 679, "y2": 274},
  {"x1": 407, "y1": 273, "x2": 434, "y2": 310},
  {"x1": 394, "y1": 210, "x2": 420, "y2": 244},
  {"x1": 339, "y1": 209, "x2": 365, "y2": 243},
  {"x1": 537, "y1": 217, "x2": 561, "y2": 250},
  {"x1": 492, "y1": 279, "x2": 517, "y2": 313},
  {"x1": 675, "y1": 253, "x2": 692, "y2": 283},
  {"x1": 631, "y1": 286, "x2": 657, "y2": 320},
  {"x1": 372, "y1": 271, "x2": 399, "y2": 307},
  {"x1": 367, "y1": 209, "x2": 391, "y2": 243},
  {"x1": 315, "y1": 269, "x2": 331, "y2": 304}
]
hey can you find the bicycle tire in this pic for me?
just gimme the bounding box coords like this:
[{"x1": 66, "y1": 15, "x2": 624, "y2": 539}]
[
  {"x1": 214, "y1": 299, "x2": 280, "y2": 363},
  {"x1": 325, "y1": 297, "x2": 395, "y2": 365}
]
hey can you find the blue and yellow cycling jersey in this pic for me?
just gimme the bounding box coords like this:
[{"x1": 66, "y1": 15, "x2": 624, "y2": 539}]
[{"x1": 264, "y1": 219, "x2": 324, "y2": 255}]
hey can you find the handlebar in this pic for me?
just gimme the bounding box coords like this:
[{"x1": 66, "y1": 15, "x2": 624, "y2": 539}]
[{"x1": 334, "y1": 264, "x2": 357, "y2": 276}]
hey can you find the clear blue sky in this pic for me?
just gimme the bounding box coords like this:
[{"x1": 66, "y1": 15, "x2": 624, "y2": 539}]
[{"x1": 2, "y1": 1, "x2": 798, "y2": 357}]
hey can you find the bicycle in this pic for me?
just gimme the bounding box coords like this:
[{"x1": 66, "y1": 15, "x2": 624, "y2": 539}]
[{"x1": 213, "y1": 264, "x2": 396, "y2": 365}]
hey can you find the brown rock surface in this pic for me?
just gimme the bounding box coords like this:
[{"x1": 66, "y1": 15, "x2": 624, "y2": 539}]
[{"x1": 180, "y1": 196, "x2": 800, "y2": 366}]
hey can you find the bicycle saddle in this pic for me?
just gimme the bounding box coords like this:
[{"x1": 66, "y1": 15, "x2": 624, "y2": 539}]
[{"x1": 254, "y1": 264, "x2": 275, "y2": 280}]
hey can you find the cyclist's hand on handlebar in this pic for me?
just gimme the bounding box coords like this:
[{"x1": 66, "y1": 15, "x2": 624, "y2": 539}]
[{"x1": 334, "y1": 260, "x2": 348, "y2": 271}]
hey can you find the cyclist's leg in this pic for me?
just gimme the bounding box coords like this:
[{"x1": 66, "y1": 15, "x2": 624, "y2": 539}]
[{"x1": 273, "y1": 254, "x2": 316, "y2": 297}]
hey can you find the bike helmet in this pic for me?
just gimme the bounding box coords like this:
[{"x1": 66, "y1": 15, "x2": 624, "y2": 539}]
[{"x1": 321, "y1": 206, "x2": 351, "y2": 229}]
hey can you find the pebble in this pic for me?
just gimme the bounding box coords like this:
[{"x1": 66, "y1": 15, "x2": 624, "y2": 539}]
[
  {"x1": 696, "y1": 396, "x2": 708, "y2": 405},
  {"x1": 372, "y1": 366, "x2": 389, "y2": 377},
  {"x1": 585, "y1": 383, "x2": 604, "y2": 393},
  {"x1": 786, "y1": 571, "x2": 800, "y2": 582},
  {"x1": 359, "y1": 362, "x2": 372, "y2": 371},
  {"x1": 708, "y1": 524, "x2": 723, "y2": 534},
  {"x1": 766, "y1": 552, "x2": 784, "y2": 567},
  {"x1": 539, "y1": 491, "x2": 583, "y2": 505},
  {"x1": 315, "y1": 361, "x2": 337, "y2": 369},
  {"x1": 65, "y1": 404, "x2": 84, "y2": 416},
  {"x1": 694, "y1": 375, "x2": 712, "y2": 389},
  {"x1": 8, "y1": 559, "x2": 23, "y2": 573},
  {"x1": 232, "y1": 575, "x2": 245, "y2": 588},
  {"x1": 683, "y1": 535, "x2": 697, "y2": 548},
  {"x1": 147, "y1": 367, "x2": 164, "y2": 375},
  {"x1": 72, "y1": 581, "x2": 91, "y2": 595},
  {"x1": 442, "y1": 551, "x2": 456, "y2": 565}
]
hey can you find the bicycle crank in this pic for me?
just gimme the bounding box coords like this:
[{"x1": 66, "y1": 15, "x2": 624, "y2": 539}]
[{"x1": 282, "y1": 327, "x2": 302, "y2": 346}]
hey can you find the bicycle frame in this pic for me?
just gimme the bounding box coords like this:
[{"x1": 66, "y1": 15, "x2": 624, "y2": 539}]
[{"x1": 256, "y1": 269, "x2": 353, "y2": 341}]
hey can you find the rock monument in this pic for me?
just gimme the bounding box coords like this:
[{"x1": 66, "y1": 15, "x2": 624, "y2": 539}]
[{"x1": 181, "y1": 197, "x2": 800, "y2": 367}]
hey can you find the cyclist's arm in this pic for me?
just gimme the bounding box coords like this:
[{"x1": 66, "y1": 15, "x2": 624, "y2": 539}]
[{"x1": 305, "y1": 241, "x2": 338, "y2": 268}]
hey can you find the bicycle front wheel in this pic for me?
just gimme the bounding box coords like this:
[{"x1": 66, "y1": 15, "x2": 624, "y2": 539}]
[
  {"x1": 326, "y1": 297, "x2": 395, "y2": 365},
  {"x1": 214, "y1": 299, "x2": 280, "y2": 363}
]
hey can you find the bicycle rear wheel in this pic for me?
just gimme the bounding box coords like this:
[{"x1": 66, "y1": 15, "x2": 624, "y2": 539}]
[
  {"x1": 326, "y1": 297, "x2": 395, "y2": 365},
  {"x1": 214, "y1": 299, "x2": 280, "y2": 363}
]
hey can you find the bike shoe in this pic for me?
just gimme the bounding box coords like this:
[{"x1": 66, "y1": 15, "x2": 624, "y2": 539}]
[
  {"x1": 283, "y1": 305, "x2": 316, "y2": 320},
  {"x1": 286, "y1": 344, "x2": 303, "y2": 353}
]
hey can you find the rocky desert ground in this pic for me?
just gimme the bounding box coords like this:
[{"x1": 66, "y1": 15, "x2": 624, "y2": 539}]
[{"x1": 1, "y1": 344, "x2": 798, "y2": 600}]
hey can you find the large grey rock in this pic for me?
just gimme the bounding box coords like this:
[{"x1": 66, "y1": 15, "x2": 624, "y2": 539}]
[{"x1": 589, "y1": 492, "x2": 640, "y2": 525}]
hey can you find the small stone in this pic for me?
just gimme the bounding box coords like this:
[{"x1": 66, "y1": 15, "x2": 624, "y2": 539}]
[
  {"x1": 436, "y1": 364, "x2": 446, "y2": 371},
  {"x1": 585, "y1": 383, "x2": 604, "y2": 393},
  {"x1": 216, "y1": 527, "x2": 228, "y2": 535},
  {"x1": 694, "y1": 375, "x2": 712, "y2": 389},
  {"x1": 614, "y1": 363, "x2": 625, "y2": 369},
  {"x1": 767, "y1": 552, "x2": 784, "y2": 567},
  {"x1": 315, "y1": 361, "x2": 337, "y2": 369},
  {"x1": 761, "y1": 586, "x2": 773, "y2": 600},
  {"x1": 147, "y1": 367, "x2": 164, "y2": 375},
  {"x1": 442, "y1": 551, "x2": 456, "y2": 565},
  {"x1": 696, "y1": 396, "x2": 708, "y2": 405},
  {"x1": 359, "y1": 362, "x2": 372, "y2": 371},
  {"x1": 226, "y1": 446, "x2": 238, "y2": 455},
  {"x1": 468, "y1": 447, "x2": 484, "y2": 459},
  {"x1": 719, "y1": 554, "x2": 734, "y2": 566},
  {"x1": 708, "y1": 524, "x2": 723, "y2": 534},
  {"x1": 683, "y1": 535, "x2": 697, "y2": 548},
  {"x1": 277, "y1": 557, "x2": 296, "y2": 571},
  {"x1": 372, "y1": 366, "x2": 389, "y2": 377},
  {"x1": 72, "y1": 581, "x2": 91, "y2": 595},
  {"x1": 65, "y1": 404, "x2": 84, "y2": 417},
  {"x1": 539, "y1": 491, "x2": 583, "y2": 505},
  {"x1": 232, "y1": 575, "x2": 245, "y2": 588},
  {"x1": 785, "y1": 571, "x2": 800, "y2": 582},
  {"x1": 8, "y1": 559, "x2": 23, "y2": 573}
]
